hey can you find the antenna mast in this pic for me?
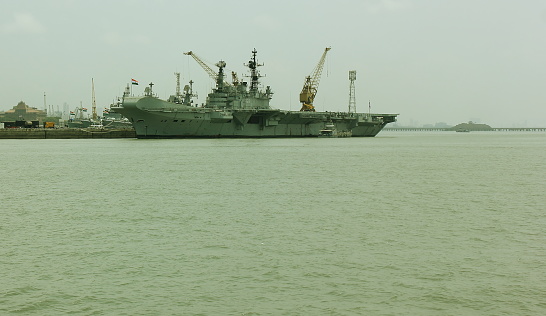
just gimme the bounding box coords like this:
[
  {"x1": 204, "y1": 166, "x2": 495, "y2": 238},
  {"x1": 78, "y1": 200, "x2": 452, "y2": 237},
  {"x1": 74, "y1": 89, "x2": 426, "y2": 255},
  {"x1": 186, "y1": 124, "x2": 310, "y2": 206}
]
[
  {"x1": 175, "y1": 72, "x2": 181, "y2": 96},
  {"x1": 244, "y1": 48, "x2": 263, "y2": 92},
  {"x1": 348, "y1": 70, "x2": 356, "y2": 113}
]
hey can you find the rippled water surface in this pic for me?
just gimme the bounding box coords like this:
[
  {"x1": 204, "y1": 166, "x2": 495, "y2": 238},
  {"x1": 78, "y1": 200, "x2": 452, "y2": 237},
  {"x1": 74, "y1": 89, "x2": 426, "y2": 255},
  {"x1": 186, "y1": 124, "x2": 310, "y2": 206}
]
[{"x1": 1, "y1": 132, "x2": 545, "y2": 315}]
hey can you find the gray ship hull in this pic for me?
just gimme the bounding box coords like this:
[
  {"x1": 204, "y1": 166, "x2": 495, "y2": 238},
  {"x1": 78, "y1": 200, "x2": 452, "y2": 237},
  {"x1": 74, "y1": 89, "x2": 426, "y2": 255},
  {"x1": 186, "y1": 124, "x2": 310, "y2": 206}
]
[
  {"x1": 113, "y1": 49, "x2": 398, "y2": 137},
  {"x1": 113, "y1": 96, "x2": 396, "y2": 138}
]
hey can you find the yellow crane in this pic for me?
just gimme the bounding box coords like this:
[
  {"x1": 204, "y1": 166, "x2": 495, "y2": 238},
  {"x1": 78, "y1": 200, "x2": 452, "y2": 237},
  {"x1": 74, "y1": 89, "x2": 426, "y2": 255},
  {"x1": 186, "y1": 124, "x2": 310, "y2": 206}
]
[
  {"x1": 183, "y1": 51, "x2": 232, "y2": 87},
  {"x1": 299, "y1": 47, "x2": 331, "y2": 111}
]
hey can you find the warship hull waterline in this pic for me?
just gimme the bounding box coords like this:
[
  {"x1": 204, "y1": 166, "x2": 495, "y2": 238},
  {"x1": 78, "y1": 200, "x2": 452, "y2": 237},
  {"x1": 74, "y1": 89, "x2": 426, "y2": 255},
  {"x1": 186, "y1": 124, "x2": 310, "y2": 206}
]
[{"x1": 112, "y1": 50, "x2": 398, "y2": 138}]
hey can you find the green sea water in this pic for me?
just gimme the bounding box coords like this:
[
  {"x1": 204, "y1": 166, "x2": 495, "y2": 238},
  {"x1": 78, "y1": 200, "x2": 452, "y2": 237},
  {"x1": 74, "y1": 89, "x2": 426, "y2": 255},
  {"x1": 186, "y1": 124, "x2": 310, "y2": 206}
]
[{"x1": 1, "y1": 132, "x2": 545, "y2": 315}]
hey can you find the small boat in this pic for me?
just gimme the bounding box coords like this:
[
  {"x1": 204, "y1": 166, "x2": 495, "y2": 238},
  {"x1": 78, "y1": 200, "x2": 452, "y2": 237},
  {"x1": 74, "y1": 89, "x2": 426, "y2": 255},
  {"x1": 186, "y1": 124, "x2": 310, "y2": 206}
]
[{"x1": 318, "y1": 121, "x2": 352, "y2": 137}]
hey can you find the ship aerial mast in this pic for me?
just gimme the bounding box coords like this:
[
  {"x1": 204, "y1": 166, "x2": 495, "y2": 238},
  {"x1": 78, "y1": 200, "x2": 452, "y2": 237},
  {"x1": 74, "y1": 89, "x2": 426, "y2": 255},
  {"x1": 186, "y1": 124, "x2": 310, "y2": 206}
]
[
  {"x1": 214, "y1": 61, "x2": 226, "y2": 91},
  {"x1": 244, "y1": 48, "x2": 263, "y2": 92}
]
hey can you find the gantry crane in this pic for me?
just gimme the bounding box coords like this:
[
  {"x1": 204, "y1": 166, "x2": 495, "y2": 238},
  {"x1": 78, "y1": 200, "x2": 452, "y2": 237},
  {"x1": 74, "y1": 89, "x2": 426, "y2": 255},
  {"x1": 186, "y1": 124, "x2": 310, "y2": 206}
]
[
  {"x1": 299, "y1": 47, "x2": 331, "y2": 111},
  {"x1": 183, "y1": 51, "x2": 231, "y2": 87}
]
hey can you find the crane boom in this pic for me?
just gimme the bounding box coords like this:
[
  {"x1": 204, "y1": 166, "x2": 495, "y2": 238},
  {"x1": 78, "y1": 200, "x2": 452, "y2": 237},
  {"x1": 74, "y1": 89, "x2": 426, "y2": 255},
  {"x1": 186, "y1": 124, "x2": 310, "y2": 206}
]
[
  {"x1": 184, "y1": 51, "x2": 231, "y2": 86},
  {"x1": 300, "y1": 47, "x2": 331, "y2": 111}
]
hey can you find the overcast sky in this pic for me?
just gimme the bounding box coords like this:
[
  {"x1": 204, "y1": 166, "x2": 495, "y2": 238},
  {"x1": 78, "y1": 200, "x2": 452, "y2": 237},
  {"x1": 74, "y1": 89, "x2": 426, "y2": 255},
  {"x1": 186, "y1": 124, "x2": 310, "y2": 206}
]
[{"x1": 1, "y1": 0, "x2": 545, "y2": 127}]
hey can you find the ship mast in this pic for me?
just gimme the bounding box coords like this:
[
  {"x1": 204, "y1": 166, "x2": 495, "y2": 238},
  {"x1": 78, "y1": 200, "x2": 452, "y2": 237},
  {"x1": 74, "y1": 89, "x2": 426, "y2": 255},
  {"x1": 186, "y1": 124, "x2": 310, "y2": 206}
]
[
  {"x1": 215, "y1": 61, "x2": 226, "y2": 91},
  {"x1": 245, "y1": 48, "x2": 263, "y2": 92}
]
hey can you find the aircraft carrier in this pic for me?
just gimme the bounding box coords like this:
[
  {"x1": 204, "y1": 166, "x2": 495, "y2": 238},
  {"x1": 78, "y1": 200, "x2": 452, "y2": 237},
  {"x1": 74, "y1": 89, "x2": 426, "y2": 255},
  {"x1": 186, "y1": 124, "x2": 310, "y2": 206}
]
[{"x1": 111, "y1": 49, "x2": 398, "y2": 138}]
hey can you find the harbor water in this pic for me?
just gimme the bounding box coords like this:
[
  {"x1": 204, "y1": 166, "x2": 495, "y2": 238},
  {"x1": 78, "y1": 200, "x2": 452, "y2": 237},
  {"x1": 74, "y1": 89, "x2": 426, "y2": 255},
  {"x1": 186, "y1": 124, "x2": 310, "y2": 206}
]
[{"x1": 1, "y1": 132, "x2": 545, "y2": 315}]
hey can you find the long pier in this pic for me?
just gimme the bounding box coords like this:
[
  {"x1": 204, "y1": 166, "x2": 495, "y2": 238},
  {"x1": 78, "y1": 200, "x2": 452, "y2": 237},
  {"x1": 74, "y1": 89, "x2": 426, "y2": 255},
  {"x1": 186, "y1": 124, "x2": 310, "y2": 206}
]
[
  {"x1": 383, "y1": 127, "x2": 546, "y2": 132},
  {"x1": 491, "y1": 127, "x2": 546, "y2": 132},
  {"x1": 0, "y1": 128, "x2": 136, "y2": 139}
]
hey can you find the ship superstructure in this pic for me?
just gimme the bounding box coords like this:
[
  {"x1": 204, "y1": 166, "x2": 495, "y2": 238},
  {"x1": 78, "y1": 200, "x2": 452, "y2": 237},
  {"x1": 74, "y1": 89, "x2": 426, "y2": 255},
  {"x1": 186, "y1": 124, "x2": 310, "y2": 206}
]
[{"x1": 111, "y1": 49, "x2": 397, "y2": 138}]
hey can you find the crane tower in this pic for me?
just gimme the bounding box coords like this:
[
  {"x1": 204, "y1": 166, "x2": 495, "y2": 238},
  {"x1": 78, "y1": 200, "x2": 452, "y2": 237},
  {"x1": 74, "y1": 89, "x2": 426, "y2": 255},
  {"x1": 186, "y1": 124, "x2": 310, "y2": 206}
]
[
  {"x1": 91, "y1": 78, "x2": 97, "y2": 121},
  {"x1": 299, "y1": 47, "x2": 331, "y2": 111},
  {"x1": 348, "y1": 70, "x2": 356, "y2": 113}
]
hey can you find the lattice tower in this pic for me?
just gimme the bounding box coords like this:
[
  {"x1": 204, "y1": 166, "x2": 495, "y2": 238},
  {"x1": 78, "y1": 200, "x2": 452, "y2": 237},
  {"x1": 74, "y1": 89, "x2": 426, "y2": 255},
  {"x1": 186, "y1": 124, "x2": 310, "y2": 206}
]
[
  {"x1": 348, "y1": 70, "x2": 356, "y2": 113},
  {"x1": 175, "y1": 72, "x2": 181, "y2": 96}
]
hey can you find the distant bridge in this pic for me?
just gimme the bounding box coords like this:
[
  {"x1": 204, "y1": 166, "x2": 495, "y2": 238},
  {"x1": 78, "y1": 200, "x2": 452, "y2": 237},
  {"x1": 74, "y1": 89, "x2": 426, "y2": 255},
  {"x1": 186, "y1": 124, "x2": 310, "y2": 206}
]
[
  {"x1": 383, "y1": 127, "x2": 546, "y2": 132},
  {"x1": 491, "y1": 127, "x2": 546, "y2": 132},
  {"x1": 384, "y1": 127, "x2": 448, "y2": 132}
]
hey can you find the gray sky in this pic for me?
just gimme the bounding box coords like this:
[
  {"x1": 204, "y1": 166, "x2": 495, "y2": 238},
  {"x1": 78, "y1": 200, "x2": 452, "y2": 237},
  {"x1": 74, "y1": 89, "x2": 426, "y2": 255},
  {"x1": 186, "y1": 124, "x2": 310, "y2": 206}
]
[{"x1": 1, "y1": 0, "x2": 545, "y2": 127}]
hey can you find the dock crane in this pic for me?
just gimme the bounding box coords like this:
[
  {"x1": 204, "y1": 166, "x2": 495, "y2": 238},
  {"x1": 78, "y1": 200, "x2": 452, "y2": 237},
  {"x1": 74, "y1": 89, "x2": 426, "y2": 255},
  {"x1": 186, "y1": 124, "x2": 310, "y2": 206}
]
[
  {"x1": 183, "y1": 51, "x2": 232, "y2": 87},
  {"x1": 299, "y1": 47, "x2": 331, "y2": 111},
  {"x1": 91, "y1": 78, "x2": 97, "y2": 121}
]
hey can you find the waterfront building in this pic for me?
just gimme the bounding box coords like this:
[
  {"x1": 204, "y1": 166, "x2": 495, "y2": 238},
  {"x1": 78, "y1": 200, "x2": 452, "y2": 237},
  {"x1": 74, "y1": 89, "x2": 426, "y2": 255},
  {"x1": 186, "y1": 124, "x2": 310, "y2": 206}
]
[{"x1": 0, "y1": 101, "x2": 47, "y2": 122}]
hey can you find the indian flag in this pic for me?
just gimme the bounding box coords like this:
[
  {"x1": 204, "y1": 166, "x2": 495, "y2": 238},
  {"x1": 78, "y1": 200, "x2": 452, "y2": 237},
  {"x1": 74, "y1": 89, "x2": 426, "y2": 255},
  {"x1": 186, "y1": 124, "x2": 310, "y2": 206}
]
[{"x1": 131, "y1": 78, "x2": 139, "y2": 85}]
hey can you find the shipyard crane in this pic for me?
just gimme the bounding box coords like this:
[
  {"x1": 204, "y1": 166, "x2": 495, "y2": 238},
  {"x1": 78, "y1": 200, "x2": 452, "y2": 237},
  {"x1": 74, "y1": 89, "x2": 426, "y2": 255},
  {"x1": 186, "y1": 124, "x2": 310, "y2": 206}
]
[
  {"x1": 299, "y1": 47, "x2": 331, "y2": 111},
  {"x1": 91, "y1": 78, "x2": 97, "y2": 121},
  {"x1": 183, "y1": 51, "x2": 231, "y2": 86}
]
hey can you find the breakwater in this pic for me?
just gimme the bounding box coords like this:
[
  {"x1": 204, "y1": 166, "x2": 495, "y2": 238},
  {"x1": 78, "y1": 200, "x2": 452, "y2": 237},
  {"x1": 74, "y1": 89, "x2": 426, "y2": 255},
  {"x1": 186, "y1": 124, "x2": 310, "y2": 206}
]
[
  {"x1": 384, "y1": 127, "x2": 546, "y2": 132},
  {"x1": 0, "y1": 128, "x2": 136, "y2": 139}
]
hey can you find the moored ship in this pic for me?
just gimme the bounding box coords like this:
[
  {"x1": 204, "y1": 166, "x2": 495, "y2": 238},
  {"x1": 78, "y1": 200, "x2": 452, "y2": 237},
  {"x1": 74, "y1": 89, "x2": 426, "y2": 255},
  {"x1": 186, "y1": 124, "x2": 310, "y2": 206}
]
[{"x1": 111, "y1": 49, "x2": 397, "y2": 138}]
